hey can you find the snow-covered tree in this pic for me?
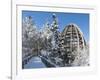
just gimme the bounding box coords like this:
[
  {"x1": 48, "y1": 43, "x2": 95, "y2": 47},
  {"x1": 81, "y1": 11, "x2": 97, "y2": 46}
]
[
  {"x1": 50, "y1": 14, "x2": 60, "y2": 49},
  {"x1": 39, "y1": 21, "x2": 53, "y2": 51},
  {"x1": 43, "y1": 14, "x2": 65, "y2": 66},
  {"x1": 71, "y1": 45, "x2": 89, "y2": 66},
  {"x1": 22, "y1": 16, "x2": 40, "y2": 67},
  {"x1": 41, "y1": 22, "x2": 52, "y2": 39}
]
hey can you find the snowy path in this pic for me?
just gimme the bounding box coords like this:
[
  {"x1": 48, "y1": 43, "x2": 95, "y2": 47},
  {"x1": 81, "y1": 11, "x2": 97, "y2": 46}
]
[{"x1": 24, "y1": 56, "x2": 46, "y2": 69}]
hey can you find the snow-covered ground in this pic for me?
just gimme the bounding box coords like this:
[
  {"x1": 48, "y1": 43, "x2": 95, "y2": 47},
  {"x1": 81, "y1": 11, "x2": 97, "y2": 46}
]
[{"x1": 24, "y1": 56, "x2": 46, "y2": 69}]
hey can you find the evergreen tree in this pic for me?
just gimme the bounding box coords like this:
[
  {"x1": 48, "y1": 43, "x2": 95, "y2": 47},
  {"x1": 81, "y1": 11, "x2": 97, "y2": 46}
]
[
  {"x1": 51, "y1": 14, "x2": 59, "y2": 49},
  {"x1": 46, "y1": 14, "x2": 65, "y2": 66}
]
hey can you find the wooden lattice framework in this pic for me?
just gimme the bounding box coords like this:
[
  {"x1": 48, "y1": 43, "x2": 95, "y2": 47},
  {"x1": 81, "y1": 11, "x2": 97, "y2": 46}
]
[{"x1": 61, "y1": 23, "x2": 86, "y2": 54}]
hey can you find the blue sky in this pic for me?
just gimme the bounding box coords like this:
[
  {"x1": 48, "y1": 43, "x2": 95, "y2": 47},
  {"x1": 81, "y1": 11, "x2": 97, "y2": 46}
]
[{"x1": 22, "y1": 11, "x2": 89, "y2": 42}]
